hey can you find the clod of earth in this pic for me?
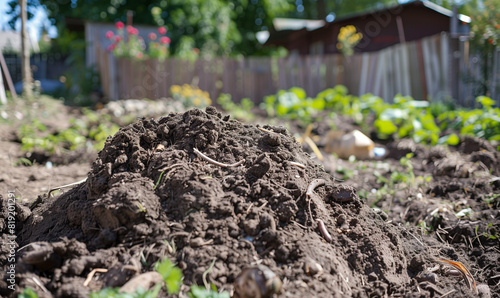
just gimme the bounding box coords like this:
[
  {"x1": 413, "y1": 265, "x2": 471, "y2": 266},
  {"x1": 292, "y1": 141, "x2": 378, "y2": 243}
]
[{"x1": 6, "y1": 107, "x2": 493, "y2": 297}]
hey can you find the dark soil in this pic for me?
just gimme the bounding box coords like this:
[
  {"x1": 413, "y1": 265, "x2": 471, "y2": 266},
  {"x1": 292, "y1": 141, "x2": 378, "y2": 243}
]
[{"x1": 1, "y1": 107, "x2": 498, "y2": 297}]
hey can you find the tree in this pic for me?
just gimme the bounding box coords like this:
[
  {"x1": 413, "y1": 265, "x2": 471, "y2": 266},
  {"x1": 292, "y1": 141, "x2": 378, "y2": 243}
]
[
  {"x1": 20, "y1": 0, "x2": 33, "y2": 98},
  {"x1": 289, "y1": 0, "x2": 398, "y2": 20},
  {"x1": 34, "y1": 0, "x2": 292, "y2": 57}
]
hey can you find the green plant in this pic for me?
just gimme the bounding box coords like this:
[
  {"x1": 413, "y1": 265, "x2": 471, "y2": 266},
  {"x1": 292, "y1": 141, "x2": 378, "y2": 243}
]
[
  {"x1": 154, "y1": 258, "x2": 183, "y2": 295},
  {"x1": 19, "y1": 287, "x2": 39, "y2": 298},
  {"x1": 90, "y1": 286, "x2": 161, "y2": 298},
  {"x1": 188, "y1": 285, "x2": 230, "y2": 298},
  {"x1": 15, "y1": 157, "x2": 33, "y2": 166},
  {"x1": 19, "y1": 111, "x2": 119, "y2": 155},
  {"x1": 217, "y1": 94, "x2": 254, "y2": 121}
]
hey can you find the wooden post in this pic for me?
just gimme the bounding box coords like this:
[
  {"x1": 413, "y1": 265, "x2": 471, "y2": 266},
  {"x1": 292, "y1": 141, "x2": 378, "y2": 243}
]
[{"x1": 0, "y1": 51, "x2": 18, "y2": 102}]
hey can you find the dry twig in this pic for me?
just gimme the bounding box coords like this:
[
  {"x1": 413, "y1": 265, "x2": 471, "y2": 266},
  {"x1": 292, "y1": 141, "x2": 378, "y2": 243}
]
[
  {"x1": 48, "y1": 178, "x2": 87, "y2": 197},
  {"x1": 304, "y1": 136, "x2": 324, "y2": 161}
]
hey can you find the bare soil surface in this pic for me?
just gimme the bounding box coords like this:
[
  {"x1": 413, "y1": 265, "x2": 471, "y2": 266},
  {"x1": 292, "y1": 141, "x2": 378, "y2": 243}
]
[{"x1": 0, "y1": 105, "x2": 498, "y2": 298}]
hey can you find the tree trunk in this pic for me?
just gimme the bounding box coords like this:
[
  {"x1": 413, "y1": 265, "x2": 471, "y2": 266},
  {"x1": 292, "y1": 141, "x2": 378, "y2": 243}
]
[{"x1": 20, "y1": 0, "x2": 33, "y2": 98}]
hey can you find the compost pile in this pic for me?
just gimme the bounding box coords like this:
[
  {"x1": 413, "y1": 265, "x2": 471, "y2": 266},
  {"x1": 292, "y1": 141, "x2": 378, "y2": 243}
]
[{"x1": 4, "y1": 108, "x2": 484, "y2": 297}]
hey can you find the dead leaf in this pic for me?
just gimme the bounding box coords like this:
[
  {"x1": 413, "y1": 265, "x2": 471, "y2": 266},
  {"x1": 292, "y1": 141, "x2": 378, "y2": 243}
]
[{"x1": 437, "y1": 259, "x2": 477, "y2": 294}]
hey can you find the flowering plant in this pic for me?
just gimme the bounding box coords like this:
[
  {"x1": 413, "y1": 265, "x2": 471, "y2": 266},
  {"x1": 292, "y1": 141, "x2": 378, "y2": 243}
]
[
  {"x1": 170, "y1": 84, "x2": 212, "y2": 108},
  {"x1": 106, "y1": 21, "x2": 171, "y2": 61},
  {"x1": 337, "y1": 25, "x2": 363, "y2": 56}
]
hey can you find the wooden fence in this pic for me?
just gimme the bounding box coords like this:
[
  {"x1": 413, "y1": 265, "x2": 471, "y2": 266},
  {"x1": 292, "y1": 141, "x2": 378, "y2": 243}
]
[{"x1": 96, "y1": 32, "x2": 500, "y2": 106}]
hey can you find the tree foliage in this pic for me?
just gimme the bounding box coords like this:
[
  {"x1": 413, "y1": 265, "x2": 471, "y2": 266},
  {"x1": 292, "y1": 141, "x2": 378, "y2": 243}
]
[{"x1": 26, "y1": 0, "x2": 291, "y2": 56}]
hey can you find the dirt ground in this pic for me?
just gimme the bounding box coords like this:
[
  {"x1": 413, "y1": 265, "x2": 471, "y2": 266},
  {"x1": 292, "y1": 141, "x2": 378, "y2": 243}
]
[{"x1": 0, "y1": 101, "x2": 498, "y2": 298}]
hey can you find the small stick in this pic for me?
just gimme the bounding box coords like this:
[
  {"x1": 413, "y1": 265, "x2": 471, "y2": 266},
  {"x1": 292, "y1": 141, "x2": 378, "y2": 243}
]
[
  {"x1": 306, "y1": 179, "x2": 326, "y2": 198},
  {"x1": 439, "y1": 289, "x2": 456, "y2": 298},
  {"x1": 258, "y1": 127, "x2": 275, "y2": 133},
  {"x1": 304, "y1": 136, "x2": 324, "y2": 161},
  {"x1": 83, "y1": 268, "x2": 108, "y2": 287},
  {"x1": 289, "y1": 161, "x2": 306, "y2": 169},
  {"x1": 316, "y1": 219, "x2": 332, "y2": 242},
  {"x1": 48, "y1": 178, "x2": 87, "y2": 197},
  {"x1": 297, "y1": 123, "x2": 314, "y2": 144},
  {"x1": 193, "y1": 148, "x2": 245, "y2": 167},
  {"x1": 31, "y1": 276, "x2": 50, "y2": 294}
]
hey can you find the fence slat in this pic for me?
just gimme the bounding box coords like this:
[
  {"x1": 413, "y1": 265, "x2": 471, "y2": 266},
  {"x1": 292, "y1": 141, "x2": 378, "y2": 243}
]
[{"x1": 98, "y1": 34, "x2": 497, "y2": 106}]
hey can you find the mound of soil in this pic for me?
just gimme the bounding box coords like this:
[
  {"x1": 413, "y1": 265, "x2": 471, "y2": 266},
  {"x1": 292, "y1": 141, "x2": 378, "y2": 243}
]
[{"x1": 1, "y1": 108, "x2": 491, "y2": 297}]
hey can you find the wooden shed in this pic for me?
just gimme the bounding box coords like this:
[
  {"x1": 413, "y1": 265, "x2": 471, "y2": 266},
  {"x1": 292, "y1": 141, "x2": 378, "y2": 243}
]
[{"x1": 266, "y1": 0, "x2": 470, "y2": 55}]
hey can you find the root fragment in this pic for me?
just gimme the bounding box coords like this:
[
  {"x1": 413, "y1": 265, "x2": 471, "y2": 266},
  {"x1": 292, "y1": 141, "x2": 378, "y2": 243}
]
[
  {"x1": 289, "y1": 161, "x2": 306, "y2": 169},
  {"x1": 83, "y1": 268, "x2": 108, "y2": 287},
  {"x1": 316, "y1": 219, "x2": 332, "y2": 242},
  {"x1": 193, "y1": 148, "x2": 245, "y2": 167},
  {"x1": 306, "y1": 179, "x2": 326, "y2": 198}
]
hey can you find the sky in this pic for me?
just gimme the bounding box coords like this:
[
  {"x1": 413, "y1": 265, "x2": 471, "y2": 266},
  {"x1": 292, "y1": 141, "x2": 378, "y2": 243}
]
[{"x1": 0, "y1": 1, "x2": 57, "y2": 41}]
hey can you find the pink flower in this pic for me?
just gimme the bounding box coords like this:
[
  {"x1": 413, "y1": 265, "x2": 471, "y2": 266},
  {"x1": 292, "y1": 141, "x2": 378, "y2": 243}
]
[
  {"x1": 107, "y1": 43, "x2": 116, "y2": 52},
  {"x1": 158, "y1": 27, "x2": 167, "y2": 35},
  {"x1": 149, "y1": 33, "x2": 157, "y2": 40},
  {"x1": 105, "y1": 30, "x2": 114, "y2": 39},
  {"x1": 160, "y1": 36, "x2": 171, "y2": 44},
  {"x1": 115, "y1": 21, "x2": 124, "y2": 29},
  {"x1": 115, "y1": 35, "x2": 121, "y2": 43},
  {"x1": 136, "y1": 52, "x2": 144, "y2": 59},
  {"x1": 126, "y1": 26, "x2": 139, "y2": 35}
]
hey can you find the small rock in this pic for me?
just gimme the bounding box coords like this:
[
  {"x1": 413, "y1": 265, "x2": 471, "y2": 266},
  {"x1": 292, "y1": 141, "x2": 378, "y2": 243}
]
[
  {"x1": 119, "y1": 272, "x2": 163, "y2": 294},
  {"x1": 477, "y1": 284, "x2": 491, "y2": 298}
]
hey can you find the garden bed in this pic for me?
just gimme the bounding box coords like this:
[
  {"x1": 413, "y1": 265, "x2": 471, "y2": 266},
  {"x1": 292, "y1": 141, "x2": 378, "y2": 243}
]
[{"x1": 0, "y1": 98, "x2": 498, "y2": 298}]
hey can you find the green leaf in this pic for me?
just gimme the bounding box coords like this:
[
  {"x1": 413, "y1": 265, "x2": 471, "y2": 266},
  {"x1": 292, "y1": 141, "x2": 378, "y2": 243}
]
[
  {"x1": 310, "y1": 97, "x2": 326, "y2": 111},
  {"x1": 188, "y1": 285, "x2": 231, "y2": 298},
  {"x1": 19, "y1": 288, "x2": 39, "y2": 298},
  {"x1": 289, "y1": 87, "x2": 307, "y2": 100},
  {"x1": 374, "y1": 119, "x2": 398, "y2": 136},
  {"x1": 437, "y1": 134, "x2": 460, "y2": 146},
  {"x1": 476, "y1": 96, "x2": 495, "y2": 108},
  {"x1": 155, "y1": 259, "x2": 183, "y2": 295}
]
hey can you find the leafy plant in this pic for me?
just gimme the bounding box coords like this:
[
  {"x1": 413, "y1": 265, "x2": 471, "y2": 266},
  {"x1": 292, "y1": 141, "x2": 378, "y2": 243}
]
[
  {"x1": 188, "y1": 285, "x2": 230, "y2": 298},
  {"x1": 90, "y1": 286, "x2": 161, "y2": 298},
  {"x1": 217, "y1": 94, "x2": 254, "y2": 121},
  {"x1": 19, "y1": 287, "x2": 39, "y2": 298},
  {"x1": 19, "y1": 110, "x2": 119, "y2": 155},
  {"x1": 154, "y1": 258, "x2": 183, "y2": 295}
]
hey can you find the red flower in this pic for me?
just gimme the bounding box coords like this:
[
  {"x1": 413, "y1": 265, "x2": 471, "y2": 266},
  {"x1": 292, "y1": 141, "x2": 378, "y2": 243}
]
[
  {"x1": 489, "y1": 38, "x2": 494, "y2": 44},
  {"x1": 496, "y1": 24, "x2": 500, "y2": 29},
  {"x1": 136, "y1": 52, "x2": 144, "y2": 59},
  {"x1": 192, "y1": 48, "x2": 200, "y2": 55},
  {"x1": 149, "y1": 33, "x2": 157, "y2": 40},
  {"x1": 107, "y1": 43, "x2": 116, "y2": 52},
  {"x1": 116, "y1": 21, "x2": 124, "y2": 29},
  {"x1": 115, "y1": 35, "x2": 122, "y2": 42},
  {"x1": 105, "y1": 30, "x2": 114, "y2": 39},
  {"x1": 158, "y1": 27, "x2": 167, "y2": 35},
  {"x1": 126, "y1": 26, "x2": 139, "y2": 35},
  {"x1": 160, "y1": 36, "x2": 171, "y2": 44}
]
